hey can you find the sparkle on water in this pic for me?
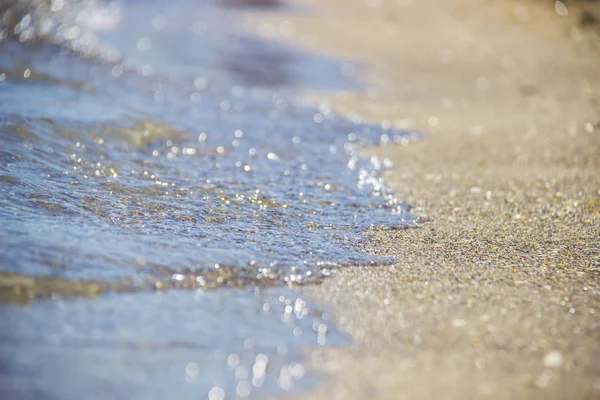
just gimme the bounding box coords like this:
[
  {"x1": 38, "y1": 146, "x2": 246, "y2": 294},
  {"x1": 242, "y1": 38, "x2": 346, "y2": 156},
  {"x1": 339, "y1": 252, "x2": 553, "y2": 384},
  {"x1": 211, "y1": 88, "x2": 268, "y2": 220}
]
[{"x1": 0, "y1": 0, "x2": 419, "y2": 398}]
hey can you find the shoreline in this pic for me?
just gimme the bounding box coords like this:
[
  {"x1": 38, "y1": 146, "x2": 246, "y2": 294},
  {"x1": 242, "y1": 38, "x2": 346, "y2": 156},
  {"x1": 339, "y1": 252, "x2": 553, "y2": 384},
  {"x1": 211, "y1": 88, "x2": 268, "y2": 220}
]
[{"x1": 245, "y1": 0, "x2": 600, "y2": 398}]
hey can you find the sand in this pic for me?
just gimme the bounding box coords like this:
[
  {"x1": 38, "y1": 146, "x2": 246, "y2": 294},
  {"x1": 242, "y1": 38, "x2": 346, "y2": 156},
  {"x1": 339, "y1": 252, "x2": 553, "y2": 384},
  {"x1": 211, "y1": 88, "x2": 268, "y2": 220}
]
[
  {"x1": 244, "y1": 0, "x2": 600, "y2": 398},
  {"x1": 1, "y1": 1, "x2": 598, "y2": 398}
]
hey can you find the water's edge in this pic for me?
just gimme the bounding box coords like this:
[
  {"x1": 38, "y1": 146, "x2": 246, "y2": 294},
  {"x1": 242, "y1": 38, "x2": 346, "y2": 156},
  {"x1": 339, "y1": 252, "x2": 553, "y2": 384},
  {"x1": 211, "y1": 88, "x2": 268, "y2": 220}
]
[{"x1": 0, "y1": 1, "x2": 421, "y2": 398}]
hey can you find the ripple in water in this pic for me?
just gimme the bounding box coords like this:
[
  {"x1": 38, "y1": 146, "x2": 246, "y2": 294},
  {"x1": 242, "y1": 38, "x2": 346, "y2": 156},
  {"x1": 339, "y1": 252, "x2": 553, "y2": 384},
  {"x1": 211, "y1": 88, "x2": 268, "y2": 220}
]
[{"x1": 0, "y1": 0, "x2": 419, "y2": 398}]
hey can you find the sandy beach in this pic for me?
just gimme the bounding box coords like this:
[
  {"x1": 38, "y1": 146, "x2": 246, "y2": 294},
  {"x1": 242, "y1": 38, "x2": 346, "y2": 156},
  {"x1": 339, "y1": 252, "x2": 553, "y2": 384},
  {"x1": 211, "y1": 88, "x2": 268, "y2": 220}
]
[
  {"x1": 245, "y1": 0, "x2": 600, "y2": 398},
  {"x1": 0, "y1": 0, "x2": 598, "y2": 398}
]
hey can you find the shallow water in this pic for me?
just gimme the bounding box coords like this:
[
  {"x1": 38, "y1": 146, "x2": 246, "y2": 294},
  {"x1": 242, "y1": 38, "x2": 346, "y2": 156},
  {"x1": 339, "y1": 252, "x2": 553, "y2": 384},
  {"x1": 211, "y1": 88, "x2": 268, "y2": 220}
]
[
  {"x1": 0, "y1": 0, "x2": 418, "y2": 398},
  {"x1": 0, "y1": 288, "x2": 345, "y2": 399}
]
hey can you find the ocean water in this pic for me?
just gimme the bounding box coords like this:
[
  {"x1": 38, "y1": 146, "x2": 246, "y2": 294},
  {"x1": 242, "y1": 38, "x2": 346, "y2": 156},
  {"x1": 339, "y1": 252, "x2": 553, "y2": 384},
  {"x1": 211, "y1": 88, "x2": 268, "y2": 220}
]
[
  {"x1": 0, "y1": 0, "x2": 418, "y2": 398},
  {"x1": 0, "y1": 288, "x2": 345, "y2": 399}
]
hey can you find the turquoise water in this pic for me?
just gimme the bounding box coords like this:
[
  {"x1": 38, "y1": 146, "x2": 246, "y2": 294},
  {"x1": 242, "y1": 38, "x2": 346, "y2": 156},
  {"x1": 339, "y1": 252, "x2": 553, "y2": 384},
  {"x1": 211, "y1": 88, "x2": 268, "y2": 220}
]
[{"x1": 0, "y1": 0, "x2": 418, "y2": 398}]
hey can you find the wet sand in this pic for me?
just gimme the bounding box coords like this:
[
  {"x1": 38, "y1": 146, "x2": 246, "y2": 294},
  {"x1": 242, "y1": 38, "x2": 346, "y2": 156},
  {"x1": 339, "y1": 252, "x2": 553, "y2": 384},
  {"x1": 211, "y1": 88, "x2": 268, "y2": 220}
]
[{"x1": 246, "y1": 0, "x2": 600, "y2": 398}]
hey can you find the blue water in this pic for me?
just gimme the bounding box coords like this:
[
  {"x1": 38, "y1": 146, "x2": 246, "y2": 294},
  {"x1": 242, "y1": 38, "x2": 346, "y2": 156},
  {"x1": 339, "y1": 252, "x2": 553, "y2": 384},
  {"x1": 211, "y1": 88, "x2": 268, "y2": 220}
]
[
  {"x1": 0, "y1": 288, "x2": 345, "y2": 399},
  {"x1": 0, "y1": 0, "x2": 418, "y2": 398}
]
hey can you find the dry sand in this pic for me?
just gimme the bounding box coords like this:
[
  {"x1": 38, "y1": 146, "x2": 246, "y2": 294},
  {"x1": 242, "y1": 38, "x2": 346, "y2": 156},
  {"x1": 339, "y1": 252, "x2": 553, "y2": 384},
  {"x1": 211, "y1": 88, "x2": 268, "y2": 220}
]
[{"x1": 245, "y1": 0, "x2": 600, "y2": 398}]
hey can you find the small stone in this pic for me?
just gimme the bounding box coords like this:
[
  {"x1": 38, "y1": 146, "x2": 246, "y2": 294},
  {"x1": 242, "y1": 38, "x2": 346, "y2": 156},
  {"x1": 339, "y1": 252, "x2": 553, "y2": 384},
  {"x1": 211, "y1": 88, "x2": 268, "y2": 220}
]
[
  {"x1": 543, "y1": 350, "x2": 564, "y2": 368},
  {"x1": 452, "y1": 318, "x2": 467, "y2": 328}
]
